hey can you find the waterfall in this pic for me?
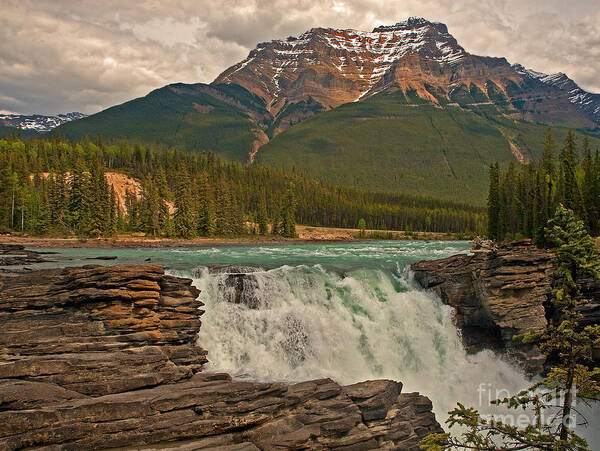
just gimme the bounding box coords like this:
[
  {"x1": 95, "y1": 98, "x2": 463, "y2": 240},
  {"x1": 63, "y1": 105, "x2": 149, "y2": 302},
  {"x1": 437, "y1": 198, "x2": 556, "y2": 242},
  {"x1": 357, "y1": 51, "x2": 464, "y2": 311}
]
[
  {"x1": 40, "y1": 242, "x2": 599, "y2": 445},
  {"x1": 193, "y1": 263, "x2": 531, "y2": 423}
]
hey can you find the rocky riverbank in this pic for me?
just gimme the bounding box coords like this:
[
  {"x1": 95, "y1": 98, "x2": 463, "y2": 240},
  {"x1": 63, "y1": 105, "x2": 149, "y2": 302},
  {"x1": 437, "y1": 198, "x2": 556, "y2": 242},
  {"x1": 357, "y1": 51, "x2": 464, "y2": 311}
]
[
  {"x1": 0, "y1": 264, "x2": 442, "y2": 450},
  {"x1": 0, "y1": 243, "x2": 51, "y2": 266},
  {"x1": 411, "y1": 239, "x2": 600, "y2": 374}
]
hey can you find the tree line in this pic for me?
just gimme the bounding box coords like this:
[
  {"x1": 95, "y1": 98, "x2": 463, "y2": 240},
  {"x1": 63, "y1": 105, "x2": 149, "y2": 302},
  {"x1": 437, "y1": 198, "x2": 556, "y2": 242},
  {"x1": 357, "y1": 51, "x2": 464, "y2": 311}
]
[
  {"x1": 488, "y1": 128, "x2": 600, "y2": 244},
  {"x1": 0, "y1": 134, "x2": 485, "y2": 238}
]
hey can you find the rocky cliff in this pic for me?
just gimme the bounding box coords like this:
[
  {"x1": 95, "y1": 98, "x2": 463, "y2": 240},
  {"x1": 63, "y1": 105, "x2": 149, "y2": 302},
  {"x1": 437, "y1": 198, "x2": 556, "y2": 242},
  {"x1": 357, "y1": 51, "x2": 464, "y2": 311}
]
[
  {"x1": 411, "y1": 239, "x2": 600, "y2": 374},
  {"x1": 411, "y1": 240, "x2": 553, "y2": 374},
  {"x1": 0, "y1": 264, "x2": 442, "y2": 450}
]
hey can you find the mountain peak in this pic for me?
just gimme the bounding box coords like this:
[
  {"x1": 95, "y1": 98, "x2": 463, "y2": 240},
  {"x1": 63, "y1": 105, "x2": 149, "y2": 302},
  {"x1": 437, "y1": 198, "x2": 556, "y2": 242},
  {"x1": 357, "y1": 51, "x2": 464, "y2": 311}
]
[
  {"x1": 0, "y1": 112, "x2": 86, "y2": 133},
  {"x1": 211, "y1": 19, "x2": 600, "y2": 133},
  {"x1": 373, "y1": 17, "x2": 448, "y2": 33},
  {"x1": 214, "y1": 18, "x2": 470, "y2": 115}
]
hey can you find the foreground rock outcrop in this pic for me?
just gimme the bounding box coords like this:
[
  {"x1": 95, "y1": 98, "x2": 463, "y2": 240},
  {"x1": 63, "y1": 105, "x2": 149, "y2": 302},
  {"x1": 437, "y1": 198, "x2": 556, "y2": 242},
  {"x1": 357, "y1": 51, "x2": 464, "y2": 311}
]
[
  {"x1": 411, "y1": 240, "x2": 553, "y2": 374},
  {"x1": 0, "y1": 264, "x2": 441, "y2": 450}
]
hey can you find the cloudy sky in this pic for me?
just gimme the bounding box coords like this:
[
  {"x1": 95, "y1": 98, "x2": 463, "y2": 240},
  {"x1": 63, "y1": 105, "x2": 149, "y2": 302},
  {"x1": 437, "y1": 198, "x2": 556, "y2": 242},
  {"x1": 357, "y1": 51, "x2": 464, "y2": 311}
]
[{"x1": 1, "y1": 0, "x2": 599, "y2": 115}]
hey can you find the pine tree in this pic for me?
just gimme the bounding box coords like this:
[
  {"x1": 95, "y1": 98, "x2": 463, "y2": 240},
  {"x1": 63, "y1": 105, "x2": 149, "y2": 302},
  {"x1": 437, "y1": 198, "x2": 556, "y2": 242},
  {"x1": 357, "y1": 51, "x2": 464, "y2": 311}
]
[
  {"x1": 86, "y1": 162, "x2": 110, "y2": 237},
  {"x1": 257, "y1": 195, "x2": 269, "y2": 235},
  {"x1": 173, "y1": 168, "x2": 196, "y2": 239},
  {"x1": 358, "y1": 217, "x2": 367, "y2": 238},
  {"x1": 108, "y1": 185, "x2": 117, "y2": 236},
  {"x1": 581, "y1": 137, "x2": 597, "y2": 234},
  {"x1": 215, "y1": 180, "x2": 232, "y2": 236},
  {"x1": 271, "y1": 202, "x2": 281, "y2": 236},
  {"x1": 197, "y1": 175, "x2": 216, "y2": 236},
  {"x1": 557, "y1": 130, "x2": 584, "y2": 215},
  {"x1": 69, "y1": 165, "x2": 90, "y2": 234},
  {"x1": 487, "y1": 163, "x2": 501, "y2": 240},
  {"x1": 280, "y1": 185, "x2": 297, "y2": 238}
]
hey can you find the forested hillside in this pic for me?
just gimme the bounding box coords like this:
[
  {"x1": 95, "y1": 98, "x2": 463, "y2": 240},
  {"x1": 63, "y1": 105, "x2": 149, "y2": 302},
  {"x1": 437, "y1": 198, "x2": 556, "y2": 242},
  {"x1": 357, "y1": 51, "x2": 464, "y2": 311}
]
[
  {"x1": 488, "y1": 128, "x2": 600, "y2": 243},
  {"x1": 258, "y1": 88, "x2": 600, "y2": 205},
  {"x1": 0, "y1": 135, "x2": 484, "y2": 238},
  {"x1": 55, "y1": 83, "x2": 265, "y2": 162}
]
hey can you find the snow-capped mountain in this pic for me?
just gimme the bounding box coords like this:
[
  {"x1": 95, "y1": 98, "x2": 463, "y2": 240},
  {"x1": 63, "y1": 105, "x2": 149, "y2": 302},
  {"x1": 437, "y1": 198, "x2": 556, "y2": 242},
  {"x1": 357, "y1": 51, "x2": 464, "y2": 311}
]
[
  {"x1": 212, "y1": 17, "x2": 597, "y2": 133},
  {"x1": 0, "y1": 112, "x2": 87, "y2": 133},
  {"x1": 513, "y1": 64, "x2": 600, "y2": 124},
  {"x1": 214, "y1": 17, "x2": 517, "y2": 112}
]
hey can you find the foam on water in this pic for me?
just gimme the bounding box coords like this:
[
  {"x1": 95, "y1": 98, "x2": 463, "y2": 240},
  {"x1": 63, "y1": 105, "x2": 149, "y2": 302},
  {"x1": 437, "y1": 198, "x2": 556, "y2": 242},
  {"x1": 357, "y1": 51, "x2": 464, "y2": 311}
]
[{"x1": 193, "y1": 263, "x2": 530, "y2": 423}]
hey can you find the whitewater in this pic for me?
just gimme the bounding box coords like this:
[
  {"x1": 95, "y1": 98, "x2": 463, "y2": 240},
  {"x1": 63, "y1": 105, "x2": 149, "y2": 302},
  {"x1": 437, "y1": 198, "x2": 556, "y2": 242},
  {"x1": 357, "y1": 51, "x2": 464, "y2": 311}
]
[{"x1": 31, "y1": 241, "x2": 598, "y2": 445}]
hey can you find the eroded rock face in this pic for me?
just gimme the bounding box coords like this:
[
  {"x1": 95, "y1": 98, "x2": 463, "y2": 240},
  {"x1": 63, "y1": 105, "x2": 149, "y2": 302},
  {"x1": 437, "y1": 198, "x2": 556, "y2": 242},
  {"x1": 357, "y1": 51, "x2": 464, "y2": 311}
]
[
  {"x1": 0, "y1": 264, "x2": 208, "y2": 395},
  {"x1": 411, "y1": 240, "x2": 553, "y2": 374},
  {"x1": 0, "y1": 264, "x2": 442, "y2": 450}
]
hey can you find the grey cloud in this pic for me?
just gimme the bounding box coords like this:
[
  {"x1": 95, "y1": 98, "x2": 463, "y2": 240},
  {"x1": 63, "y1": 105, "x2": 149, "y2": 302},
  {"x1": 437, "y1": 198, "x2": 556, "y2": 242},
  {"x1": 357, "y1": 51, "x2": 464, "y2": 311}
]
[{"x1": 0, "y1": 0, "x2": 598, "y2": 115}]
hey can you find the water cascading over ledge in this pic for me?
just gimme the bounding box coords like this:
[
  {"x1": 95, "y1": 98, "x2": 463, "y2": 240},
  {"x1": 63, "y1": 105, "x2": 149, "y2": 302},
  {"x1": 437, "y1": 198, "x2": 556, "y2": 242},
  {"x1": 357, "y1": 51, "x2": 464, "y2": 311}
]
[{"x1": 193, "y1": 262, "x2": 531, "y2": 426}]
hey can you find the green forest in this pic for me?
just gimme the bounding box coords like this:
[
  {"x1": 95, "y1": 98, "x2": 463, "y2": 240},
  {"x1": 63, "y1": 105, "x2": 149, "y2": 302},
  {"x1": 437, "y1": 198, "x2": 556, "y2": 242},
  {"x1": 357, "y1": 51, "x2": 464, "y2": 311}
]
[
  {"x1": 0, "y1": 134, "x2": 485, "y2": 239},
  {"x1": 487, "y1": 128, "x2": 600, "y2": 244}
]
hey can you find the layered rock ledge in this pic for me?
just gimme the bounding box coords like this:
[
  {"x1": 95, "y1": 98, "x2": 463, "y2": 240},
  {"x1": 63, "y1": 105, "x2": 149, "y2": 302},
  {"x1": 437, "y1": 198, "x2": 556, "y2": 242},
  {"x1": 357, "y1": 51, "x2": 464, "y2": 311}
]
[
  {"x1": 0, "y1": 264, "x2": 441, "y2": 450},
  {"x1": 411, "y1": 240, "x2": 553, "y2": 374},
  {"x1": 411, "y1": 239, "x2": 600, "y2": 374},
  {"x1": 0, "y1": 243, "x2": 49, "y2": 266}
]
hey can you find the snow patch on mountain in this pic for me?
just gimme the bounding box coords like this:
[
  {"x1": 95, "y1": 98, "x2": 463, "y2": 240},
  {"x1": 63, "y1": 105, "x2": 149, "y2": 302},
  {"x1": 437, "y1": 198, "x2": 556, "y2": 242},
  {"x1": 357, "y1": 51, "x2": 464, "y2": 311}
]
[
  {"x1": 0, "y1": 112, "x2": 87, "y2": 132},
  {"x1": 513, "y1": 64, "x2": 600, "y2": 123}
]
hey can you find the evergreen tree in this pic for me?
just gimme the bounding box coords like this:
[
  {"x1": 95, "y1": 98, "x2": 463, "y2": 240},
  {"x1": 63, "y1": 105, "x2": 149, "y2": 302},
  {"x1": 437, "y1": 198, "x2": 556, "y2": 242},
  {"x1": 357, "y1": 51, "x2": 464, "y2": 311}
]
[
  {"x1": 257, "y1": 195, "x2": 269, "y2": 235},
  {"x1": 581, "y1": 137, "x2": 598, "y2": 235},
  {"x1": 487, "y1": 163, "x2": 501, "y2": 240},
  {"x1": 280, "y1": 185, "x2": 297, "y2": 238},
  {"x1": 271, "y1": 201, "x2": 282, "y2": 236},
  {"x1": 215, "y1": 180, "x2": 232, "y2": 236},
  {"x1": 173, "y1": 169, "x2": 196, "y2": 239},
  {"x1": 358, "y1": 217, "x2": 367, "y2": 238},
  {"x1": 69, "y1": 165, "x2": 90, "y2": 234},
  {"x1": 557, "y1": 130, "x2": 584, "y2": 216},
  {"x1": 108, "y1": 185, "x2": 117, "y2": 236},
  {"x1": 197, "y1": 175, "x2": 216, "y2": 236},
  {"x1": 87, "y1": 161, "x2": 110, "y2": 237}
]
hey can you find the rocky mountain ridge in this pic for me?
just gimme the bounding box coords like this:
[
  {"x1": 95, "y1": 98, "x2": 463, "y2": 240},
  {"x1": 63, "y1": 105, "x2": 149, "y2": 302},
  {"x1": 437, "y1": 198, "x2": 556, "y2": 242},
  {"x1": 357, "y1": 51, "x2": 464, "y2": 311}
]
[
  {"x1": 213, "y1": 17, "x2": 599, "y2": 134},
  {"x1": 513, "y1": 64, "x2": 600, "y2": 124},
  {"x1": 0, "y1": 112, "x2": 86, "y2": 133}
]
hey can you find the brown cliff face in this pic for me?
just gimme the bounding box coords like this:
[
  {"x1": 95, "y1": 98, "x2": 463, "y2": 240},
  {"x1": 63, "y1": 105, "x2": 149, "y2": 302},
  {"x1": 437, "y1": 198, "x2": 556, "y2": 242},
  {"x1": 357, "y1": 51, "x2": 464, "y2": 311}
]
[
  {"x1": 213, "y1": 18, "x2": 597, "y2": 133},
  {"x1": 0, "y1": 264, "x2": 442, "y2": 450},
  {"x1": 411, "y1": 239, "x2": 600, "y2": 374},
  {"x1": 0, "y1": 264, "x2": 208, "y2": 395},
  {"x1": 411, "y1": 240, "x2": 553, "y2": 375}
]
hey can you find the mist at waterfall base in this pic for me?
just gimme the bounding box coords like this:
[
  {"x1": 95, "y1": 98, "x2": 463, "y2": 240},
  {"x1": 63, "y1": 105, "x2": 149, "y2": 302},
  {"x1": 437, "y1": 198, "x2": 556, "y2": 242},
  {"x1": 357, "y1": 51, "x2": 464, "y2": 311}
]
[{"x1": 29, "y1": 241, "x2": 598, "y2": 445}]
